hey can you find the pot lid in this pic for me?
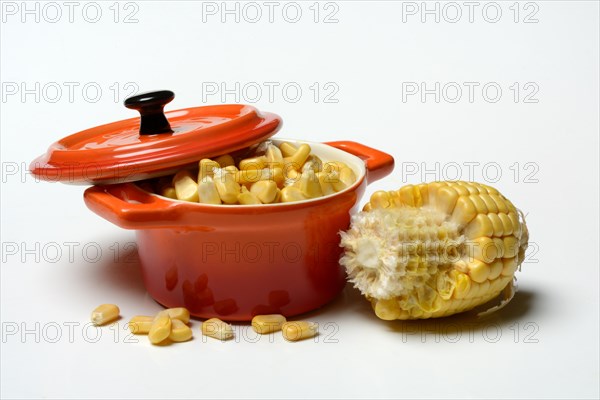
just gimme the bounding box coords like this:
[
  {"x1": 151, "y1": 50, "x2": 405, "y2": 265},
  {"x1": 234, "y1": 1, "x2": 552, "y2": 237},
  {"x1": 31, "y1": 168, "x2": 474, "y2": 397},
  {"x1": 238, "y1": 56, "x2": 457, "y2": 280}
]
[{"x1": 30, "y1": 90, "x2": 282, "y2": 185}]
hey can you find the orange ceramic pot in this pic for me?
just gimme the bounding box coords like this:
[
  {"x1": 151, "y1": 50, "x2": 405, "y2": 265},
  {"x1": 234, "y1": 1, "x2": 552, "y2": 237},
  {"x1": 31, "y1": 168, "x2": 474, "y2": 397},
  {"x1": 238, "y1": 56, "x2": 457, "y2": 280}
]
[{"x1": 84, "y1": 139, "x2": 393, "y2": 321}]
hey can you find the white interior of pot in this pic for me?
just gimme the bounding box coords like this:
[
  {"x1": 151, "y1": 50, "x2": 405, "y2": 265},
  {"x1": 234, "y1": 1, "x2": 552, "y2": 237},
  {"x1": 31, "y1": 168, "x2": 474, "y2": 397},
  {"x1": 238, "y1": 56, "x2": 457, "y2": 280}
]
[{"x1": 146, "y1": 138, "x2": 367, "y2": 207}]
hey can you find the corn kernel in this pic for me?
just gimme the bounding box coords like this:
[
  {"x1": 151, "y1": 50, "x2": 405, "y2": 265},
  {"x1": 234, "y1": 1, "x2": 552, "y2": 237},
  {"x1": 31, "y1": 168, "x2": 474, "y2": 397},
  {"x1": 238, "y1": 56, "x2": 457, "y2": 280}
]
[
  {"x1": 157, "y1": 307, "x2": 191, "y2": 324},
  {"x1": 305, "y1": 154, "x2": 323, "y2": 172},
  {"x1": 325, "y1": 161, "x2": 347, "y2": 171},
  {"x1": 469, "y1": 237, "x2": 498, "y2": 262},
  {"x1": 467, "y1": 259, "x2": 490, "y2": 283},
  {"x1": 469, "y1": 194, "x2": 488, "y2": 214},
  {"x1": 498, "y1": 213, "x2": 513, "y2": 236},
  {"x1": 503, "y1": 236, "x2": 519, "y2": 258},
  {"x1": 201, "y1": 318, "x2": 234, "y2": 340},
  {"x1": 283, "y1": 168, "x2": 300, "y2": 187},
  {"x1": 279, "y1": 142, "x2": 298, "y2": 157},
  {"x1": 198, "y1": 176, "x2": 222, "y2": 205},
  {"x1": 281, "y1": 321, "x2": 318, "y2": 341},
  {"x1": 464, "y1": 214, "x2": 493, "y2": 239},
  {"x1": 173, "y1": 170, "x2": 199, "y2": 202},
  {"x1": 128, "y1": 315, "x2": 154, "y2": 334},
  {"x1": 266, "y1": 144, "x2": 284, "y2": 168},
  {"x1": 370, "y1": 191, "x2": 391, "y2": 209},
  {"x1": 450, "y1": 196, "x2": 477, "y2": 226},
  {"x1": 214, "y1": 169, "x2": 241, "y2": 204},
  {"x1": 235, "y1": 168, "x2": 270, "y2": 186},
  {"x1": 299, "y1": 169, "x2": 323, "y2": 199},
  {"x1": 452, "y1": 271, "x2": 472, "y2": 299},
  {"x1": 488, "y1": 259, "x2": 504, "y2": 280},
  {"x1": 331, "y1": 166, "x2": 356, "y2": 192},
  {"x1": 480, "y1": 194, "x2": 498, "y2": 213},
  {"x1": 250, "y1": 180, "x2": 278, "y2": 204},
  {"x1": 238, "y1": 186, "x2": 261, "y2": 205},
  {"x1": 214, "y1": 154, "x2": 235, "y2": 168},
  {"x1": 270, "y1": 167, "x2": 285, "y2": 187},
  {"x1": 435, "y1": 186, "x2": 459, "y2": 215},
  {"x1": 198, "y1": 159, "x2": 220, "y2": 180},
  {"x1": 374, "y1": 298, "x2": 402, "y2": 320},
  {"x1": 397, "y1": 185, "x2": 417, "y2": 206},
  {"x1": 239, "y1": 156, "x2": 267, "y2": 170},
  {"x1": 501, "y1": 257, "x2": 518, "y2": 276},
  {"x1": 91, "y1": 304, "x2": 120, "y2": 326},
  {"x1": 280, "y1": 186, "x2": 306, "y2": 203},
  {"x1": 273, "y1": 188, "x2": 282, "y2": 203},
  {"x1": 169, "y1": 319, "x2": 193, "y2": 342},
  {"x1": 316, "y1": 172, "x2": 335, "y2": 196},
  {"x1": 252, "y1": 314, "x2": 287, "y2": 334},
  {"x1": 148, "y1": 314, "x2": 172, "y2": 344},
  {"x1": 508, "y1": 212, "x2": 521, "y2": 237},
  {"x1": 493, "y1": 237, "x2": 505, "y2": 258},
  {"x1": 490, "y1": 194, "x2": 509, "y2": 213},
  {"x1": 288, "y1": 144, "x2": 311, "y2": 170},
  {"x1": 160, "y1": 186, "x2": 177, "y2": 199},
  {"x1": 322, "y1": 161, "x2": 339, "y2": 175}
]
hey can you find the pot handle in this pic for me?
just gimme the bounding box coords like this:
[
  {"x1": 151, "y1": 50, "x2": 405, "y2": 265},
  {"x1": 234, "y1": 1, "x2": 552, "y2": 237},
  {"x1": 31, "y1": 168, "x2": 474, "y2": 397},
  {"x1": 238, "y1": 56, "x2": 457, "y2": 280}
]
[
  {"x1": 325, "y1": 141, "x2": 395, "y2": 184},
  {"x1": 84, "y1": 183, "x2": 183, "y2": 229}
]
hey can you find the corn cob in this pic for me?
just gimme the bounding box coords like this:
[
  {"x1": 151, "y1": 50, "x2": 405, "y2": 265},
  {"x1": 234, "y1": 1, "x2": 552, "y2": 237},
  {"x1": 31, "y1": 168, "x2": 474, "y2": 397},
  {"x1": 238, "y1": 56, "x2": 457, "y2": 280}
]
[{"x1": 340, "y1": 181, "x2": 529, "y2": 320}]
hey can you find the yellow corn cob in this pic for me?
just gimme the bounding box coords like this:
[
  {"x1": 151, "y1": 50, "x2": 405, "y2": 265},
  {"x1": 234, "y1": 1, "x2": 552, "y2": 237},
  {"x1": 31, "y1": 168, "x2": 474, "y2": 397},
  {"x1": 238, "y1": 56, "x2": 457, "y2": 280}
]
[{"x1": 340, "y1": 181, "x2": 529, "y2": 320}]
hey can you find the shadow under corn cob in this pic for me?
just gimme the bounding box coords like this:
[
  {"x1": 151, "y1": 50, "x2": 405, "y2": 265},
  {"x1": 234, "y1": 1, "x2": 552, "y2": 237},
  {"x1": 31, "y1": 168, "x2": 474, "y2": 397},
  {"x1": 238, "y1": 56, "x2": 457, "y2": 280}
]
[{"x1": 340, "y1": 181, "x2": 529, "y2": 320}]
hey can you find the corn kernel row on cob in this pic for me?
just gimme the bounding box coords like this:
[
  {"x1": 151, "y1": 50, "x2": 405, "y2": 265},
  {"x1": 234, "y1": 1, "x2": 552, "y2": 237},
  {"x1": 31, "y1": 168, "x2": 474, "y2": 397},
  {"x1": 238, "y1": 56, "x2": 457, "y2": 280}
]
[{"x1": 340, "y1": 181, "x2": 529, "y2": 320}]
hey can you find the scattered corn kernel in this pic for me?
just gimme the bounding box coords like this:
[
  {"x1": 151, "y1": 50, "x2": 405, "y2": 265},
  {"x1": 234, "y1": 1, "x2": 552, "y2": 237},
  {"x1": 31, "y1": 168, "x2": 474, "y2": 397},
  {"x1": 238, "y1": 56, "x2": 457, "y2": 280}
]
[
  {"x1": 169, "y1": 319, "x2": 193, "y2": 342},
  {"x1": 201, "y1": 318, "x2": 234, "y2": 340},
  {"x1": 281, "y1": 321, "x2": 318, "y2": 341},
  {"x1": 91, "y1": 304, "x2": 120, "y2": 326},
  {"x1": 157, "y1": 307, "x2": 191, "y2": 324},
  {"x1": 148, "y1": 314, "x2": 172, "y2": 344},
  {"x1": 128, "y1": 315, "x2": 154, "y2": 334},
  {"x1": 252, "y1": 314, "x2": 287, "y2": 334}
]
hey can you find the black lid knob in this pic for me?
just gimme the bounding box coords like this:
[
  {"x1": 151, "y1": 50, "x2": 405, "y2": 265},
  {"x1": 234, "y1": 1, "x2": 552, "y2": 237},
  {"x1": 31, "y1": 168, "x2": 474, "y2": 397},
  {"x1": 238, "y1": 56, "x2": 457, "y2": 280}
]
[{"x1": 124, "y1": 90, "x2": 175, "y2": 135}]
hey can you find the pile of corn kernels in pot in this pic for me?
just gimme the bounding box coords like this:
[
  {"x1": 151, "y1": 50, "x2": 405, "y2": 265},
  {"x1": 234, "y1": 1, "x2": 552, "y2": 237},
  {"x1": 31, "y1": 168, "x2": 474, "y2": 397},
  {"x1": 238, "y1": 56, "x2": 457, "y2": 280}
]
[{"x1": 140, "y1": 141, "x2": 358, "y2": 204}]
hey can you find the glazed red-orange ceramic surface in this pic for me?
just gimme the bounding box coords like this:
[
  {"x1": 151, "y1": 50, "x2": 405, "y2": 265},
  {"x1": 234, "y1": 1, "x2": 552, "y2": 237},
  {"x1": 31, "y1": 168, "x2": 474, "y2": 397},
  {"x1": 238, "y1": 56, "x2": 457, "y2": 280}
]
[
  {"x1": 84, "y1": 141, "x2": 394, "y2": 321},
  {"x1": 30, "y1": 104, "x2": 281, "y2": 185}
]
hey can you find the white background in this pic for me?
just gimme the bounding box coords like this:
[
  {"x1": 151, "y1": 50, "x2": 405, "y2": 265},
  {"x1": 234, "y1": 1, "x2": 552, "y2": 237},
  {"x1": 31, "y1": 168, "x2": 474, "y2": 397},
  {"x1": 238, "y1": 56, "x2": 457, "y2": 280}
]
[{"x1": 1, "y1": 1, "x2": 599, "y2": 398}]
